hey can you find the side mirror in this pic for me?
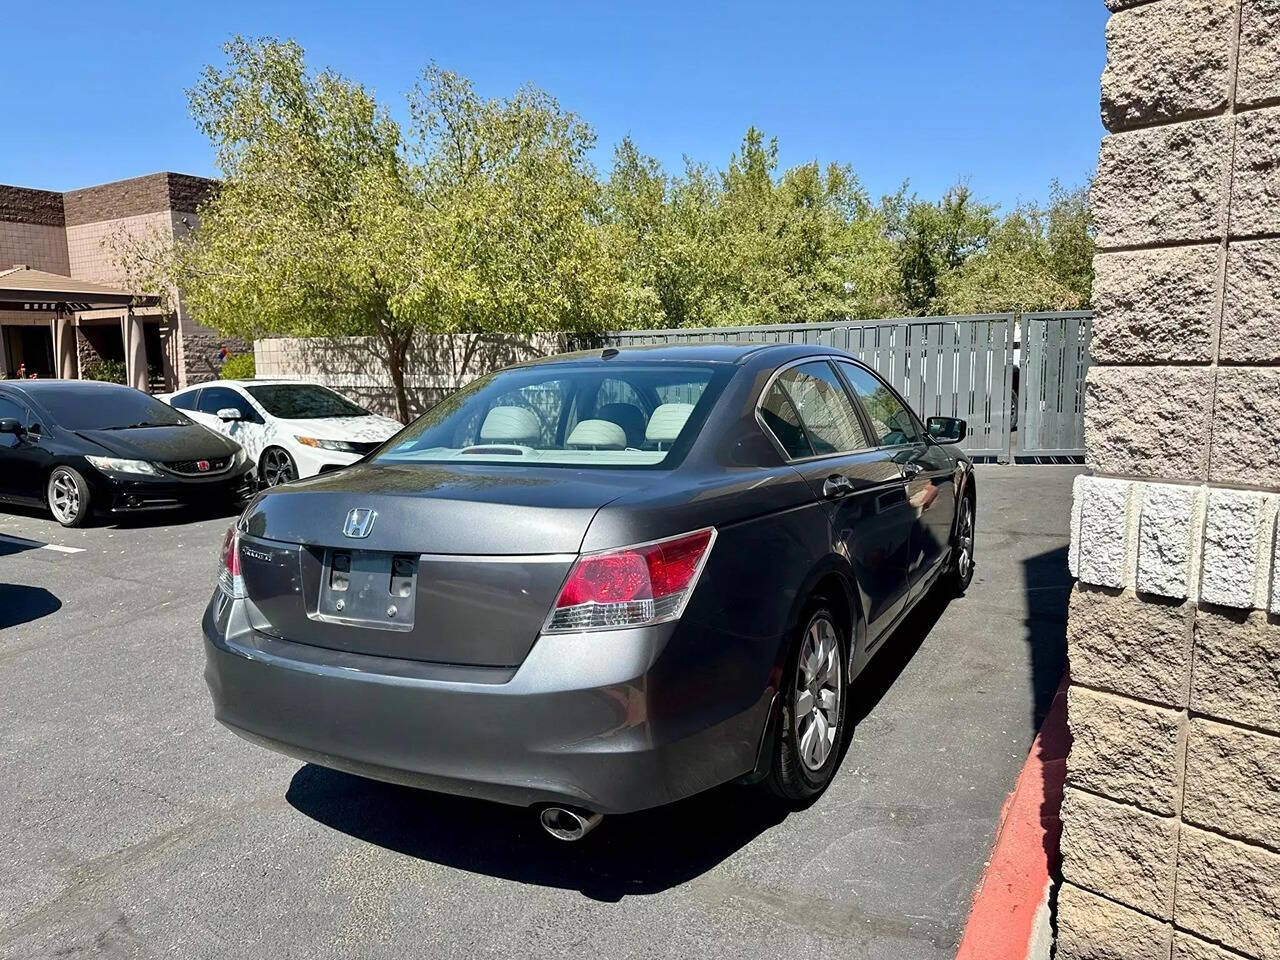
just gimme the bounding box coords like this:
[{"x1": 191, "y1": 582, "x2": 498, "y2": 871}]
[
  {"x1": 927, "y1": 416, "x2": 967, "y2": 444},
  {"x1": 0, "y1": 417, "x2": 23, "y2": 436},
  {"x1": 216, "y1": 407, "x2": 242, "y2": 422}
]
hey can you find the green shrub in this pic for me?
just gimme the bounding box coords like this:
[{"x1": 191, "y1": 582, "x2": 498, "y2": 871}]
[
  {"x1": 83, "y1": 358, "x2": 127, "y2": 384},
  {"x1": 220, "y1": 353, "x2": 256, "y2": 380}
]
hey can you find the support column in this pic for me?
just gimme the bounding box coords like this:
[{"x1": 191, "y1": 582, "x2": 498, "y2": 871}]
[
  {"x1": 50, "y1": 309, "x2": 76, "y2": 379},
  {"x1": 1058, "y1": 3, "x2": 1280, "y2": 960},
  {"x1": 121, "y1": 308, "x2": 147, "y2": 391}
]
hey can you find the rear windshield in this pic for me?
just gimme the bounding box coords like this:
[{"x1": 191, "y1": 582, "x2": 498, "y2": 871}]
[
  {"x1": 36, "y1": 387, "x2": 188, "y2": 430},
  {"x1": 246, "y1": 384, "x2": 370, "y2": 419},
  {"x1": 373, "y1": 362, "x2": 726, "y2": 468}
]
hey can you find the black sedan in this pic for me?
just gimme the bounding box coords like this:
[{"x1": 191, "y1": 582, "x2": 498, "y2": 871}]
[
  {"x1": 204, "y1": 343, "x2": 975, "y2": 839},
  {"x1": 0, "y1": 380, "x2": 255, "y2": 527}
]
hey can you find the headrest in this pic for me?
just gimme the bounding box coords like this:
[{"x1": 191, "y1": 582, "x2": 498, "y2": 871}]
[
  {"x1": 645, "y1": 403, "x2": 695, "y2": 444},
  {"x1": 596, "y1": 402, "x2": 647, "y2": 447},
  {"x1": 480, "y1": 405, "x2": 541, "y2": 442},
  {"x1": 566, "y1": 419, "x2": 627, "y2": 449}
]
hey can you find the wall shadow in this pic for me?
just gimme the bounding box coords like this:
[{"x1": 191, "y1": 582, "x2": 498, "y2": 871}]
[
  {"x1": 0, "y1": 584, "x2": 62, "y2": 629},
  {"x1": 1021, "y1": 543, "x2": 1072, "y2": 944}
]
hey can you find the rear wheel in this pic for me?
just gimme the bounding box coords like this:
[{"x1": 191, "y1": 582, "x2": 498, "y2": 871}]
[
  {"x1": 945, "y1": 494, "x2": 975, "y2": 595},
  {"x1": 47, "y1": 466, "x2": 91, "y2": 527},
  {"x1": 259, "y1": 447, "x2": 298, "y2": 487},
  {"x1": 764, "y1": 603, "x2": 849, "y2": 803}
]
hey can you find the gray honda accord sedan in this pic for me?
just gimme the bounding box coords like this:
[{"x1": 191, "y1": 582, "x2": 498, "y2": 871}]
[{"x1": 203, "y1": 343, "x2": 975, "y2": 839}]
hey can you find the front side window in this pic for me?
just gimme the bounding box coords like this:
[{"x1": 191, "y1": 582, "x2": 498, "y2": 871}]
[
  {"x1": 373, "y1": 363, "x2": 725, "y2": 468},
  {"x1": 0, "y1": 396, "x2": 25, "y2": 448},
  {"x1": 197, "y1": 386, "x2": 263, "y2": 423},
  {"x1": 774, "y1": 361, "x2": 869, "y2": 456},
  {"x1": 837, "y1": 362, "x2": 921, "y2": 447}
]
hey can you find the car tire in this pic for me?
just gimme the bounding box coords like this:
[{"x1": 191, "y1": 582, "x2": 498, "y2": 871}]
[
  {"x1": 944, "y1": 493, "x2": 976, "y2": 596},
  {"x1": 47, "y1": 466, "x2": 91, "y2": 528},
  {"x1": 763, "y1": 601, "x2": 850, "y2": 804},
  {"x1": 259, "y1": 447, "x2": 298, "y2": 487}
]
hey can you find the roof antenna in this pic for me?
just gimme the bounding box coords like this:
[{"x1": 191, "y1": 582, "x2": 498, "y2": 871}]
[{"x1": 601, "y1": 347, "x2": 619, "y2": 360}]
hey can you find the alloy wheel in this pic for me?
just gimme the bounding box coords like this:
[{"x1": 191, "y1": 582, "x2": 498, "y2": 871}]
[
  {"x1": 49, "y1": 471, "x2": 81, "y2": 525},
  {"x1": 794, "y1": 615, "x2": 842, "y2": 772},
  {"x1": 262, "y1": 449, "x2": 297, "y2": 487},
  {"x1": 957, "y1": 498, "x2": 974, "y2": 581}
]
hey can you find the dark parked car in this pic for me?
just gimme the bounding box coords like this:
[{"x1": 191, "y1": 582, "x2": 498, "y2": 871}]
[
  {"x1": 0, "y1": 380, "x2": 255, "y2": 527},
  {"x1": 204, "y1": 343, "x2": 975, "y2": 839}
]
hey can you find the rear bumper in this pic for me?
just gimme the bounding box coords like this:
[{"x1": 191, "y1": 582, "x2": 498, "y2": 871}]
[{"x1": 202, "y1": 598, "x2": 774, "y2": 814}]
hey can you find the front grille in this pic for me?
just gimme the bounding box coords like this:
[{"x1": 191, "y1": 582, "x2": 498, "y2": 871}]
[
  {"x1": 162, "y1": 456, "x2": 233, "y2": 476},
  {"x1": 346, "y1": 440, "x2": 383, "y2": 455}
]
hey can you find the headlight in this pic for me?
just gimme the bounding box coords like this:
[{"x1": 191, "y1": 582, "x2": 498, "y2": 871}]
[
  {"x1": 85, "y1": 456, "x2": 160, "y2": 477},
  {"x1": 295, "y1": 436, "x2": 360, "y2": 453},
  {"x1": 232, "y1": 446, "x2": 248, "y2": 466}
]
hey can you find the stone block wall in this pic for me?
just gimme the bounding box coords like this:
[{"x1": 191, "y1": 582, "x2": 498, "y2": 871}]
[{"x1": 1060, "y1": 3, "x2": 1280, "y2": 958}]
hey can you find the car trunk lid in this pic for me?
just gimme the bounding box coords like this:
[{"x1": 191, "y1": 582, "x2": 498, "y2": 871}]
[{"x1": 235, "y1": 462, "x2": 649, "y2": 666}]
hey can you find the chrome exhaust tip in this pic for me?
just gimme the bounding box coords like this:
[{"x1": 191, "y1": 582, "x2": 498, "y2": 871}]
[{"x1": 538, "y1": 805, "x2": 603, "y2": 841}]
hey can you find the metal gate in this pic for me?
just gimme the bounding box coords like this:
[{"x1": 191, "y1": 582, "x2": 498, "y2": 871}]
[
  {"x1": 1016, "y1": 311, "x2": 1092, "y2": 459},
  {"x1": 605, "y1": 314, "x2": 1018, "y2": 460}
]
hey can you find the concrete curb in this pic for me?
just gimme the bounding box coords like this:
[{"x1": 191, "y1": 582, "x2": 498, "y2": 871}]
[{"x1": 955, "y1": 679, "x2": 1068, "y2": 960}]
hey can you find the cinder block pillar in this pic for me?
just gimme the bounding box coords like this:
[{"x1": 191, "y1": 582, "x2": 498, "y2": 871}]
[
  {"x1": 121, "y1": 309, "x2": 148, "y2": 392},
  {"x1": 1060, "y1": 3, "x2": 1280, "y2": 959}
]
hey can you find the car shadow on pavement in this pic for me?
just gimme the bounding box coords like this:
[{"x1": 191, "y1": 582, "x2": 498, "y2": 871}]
[
  {"x1": 284, "y1": 584, "x2": 952, "y2": 901},
  {"x1": 286, "y1": 764, "x2": 787, "y2": 901},
  {"x1": 0, "y1": 584, "x2": 62, "y2": 629},
  {"x1": 0, "y1": 500, "x2": 243, "y2": 531}
]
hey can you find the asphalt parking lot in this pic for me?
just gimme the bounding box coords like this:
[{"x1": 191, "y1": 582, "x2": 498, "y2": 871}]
[{"x1": 0, "y1": 463, "x2": 1080, "y2": 960}]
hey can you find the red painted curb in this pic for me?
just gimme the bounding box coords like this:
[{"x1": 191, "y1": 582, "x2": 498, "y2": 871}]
[{"x1": 955, "y1": 679, "x2": 1069, "y2": 960}]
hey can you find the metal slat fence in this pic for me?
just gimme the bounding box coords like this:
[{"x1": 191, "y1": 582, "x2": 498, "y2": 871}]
[
  {"x1": 1017, "y1": 311, "x2": 1092, "y2": 459},
  {"x1": 604, "y1": 310, "x2": 1091, "y2": 461}
]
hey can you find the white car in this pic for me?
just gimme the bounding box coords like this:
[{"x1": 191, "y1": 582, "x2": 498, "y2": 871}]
[{"x1": 157, "y1": 380, "x2": 402, "y2": 486}]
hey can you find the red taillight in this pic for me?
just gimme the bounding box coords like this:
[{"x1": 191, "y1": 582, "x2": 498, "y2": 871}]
[
  {"x1": 546, "y1": 528, "x2": 716, "y2": 632},
  {"x1": 217, "y1": 527, "x2": 245, "y2": 599}
]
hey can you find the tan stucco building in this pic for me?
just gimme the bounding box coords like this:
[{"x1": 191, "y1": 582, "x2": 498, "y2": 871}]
[{"x1": 0, "y1": 172, "x2": 240, "y2": 391}]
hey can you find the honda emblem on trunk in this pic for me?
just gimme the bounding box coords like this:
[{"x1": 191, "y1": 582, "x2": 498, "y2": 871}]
[
  {"x1": 196, "y1": 460, "x2": 210, "y2": 472},
  {"x1": 343, "y1": 507, "x2": 377, "y2": 538}
]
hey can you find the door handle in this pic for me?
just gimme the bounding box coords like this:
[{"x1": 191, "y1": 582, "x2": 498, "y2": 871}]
[
  {"x1": 902, "y1": 462, "x2": 924, "y2": 479},
  {"x1": 822, "y1": 475, "x2": 854, "y2": 498}
]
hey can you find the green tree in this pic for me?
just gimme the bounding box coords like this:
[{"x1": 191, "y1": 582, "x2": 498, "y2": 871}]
[
  {"x1": 937, "y1": 180, "x2": 1095, "y2": 314},
  {"x1": 147, "y1": 38, "x2": 617, "y2": 421},
  {"x1": 881, "y1": 183, "x2": 998, "y2": 315}
]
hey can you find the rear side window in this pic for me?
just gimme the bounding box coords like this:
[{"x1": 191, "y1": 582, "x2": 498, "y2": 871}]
[
  {"x1": 759, "y1": 383, "x2": 812, "y2": 459},
  {"x1": 170, "y1": 389, "x2": 200, "y2": 411},
  {"x1": 775, "y1": 362, "x2": 869, "y2": 456},
  {"x1": 837, "y1": 362, "x2": 921, "y2": 447}
]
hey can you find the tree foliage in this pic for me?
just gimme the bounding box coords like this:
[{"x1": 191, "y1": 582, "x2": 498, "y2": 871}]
[{"x1": 115, "y1": 38, "x2": 1095, "y2": 418}]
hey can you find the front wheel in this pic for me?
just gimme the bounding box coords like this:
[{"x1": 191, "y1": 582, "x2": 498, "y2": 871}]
[
  {"x1": 47, "y1": 466, "x2": 91, "y2": 527},
  {"x1": 763, "y1": 604, "x2": 849, "y2": 803},
  {"x1": 259, "y1": 447, "x2": 298, "y2": 487}
]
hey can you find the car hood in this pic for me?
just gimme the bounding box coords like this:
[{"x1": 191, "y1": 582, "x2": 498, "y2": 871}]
[
  {"x1": 240, "y1": 461, "x2": 658, "y2": 554},
  {"x1": 275, "y1": 415, "x2": 402, "y2": 442},
  {"x1": 76, "y1": 424, "x2": 241, "y2": 462}
]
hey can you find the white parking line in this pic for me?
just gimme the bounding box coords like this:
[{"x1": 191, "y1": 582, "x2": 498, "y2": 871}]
[{"x1": 0, "y1": 534, "x2": 85, "y2": 555}]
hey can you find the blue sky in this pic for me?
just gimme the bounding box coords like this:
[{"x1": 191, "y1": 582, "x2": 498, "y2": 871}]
[{"x1": 1, "y1": 0, "x2": 1107, "y2": 210}]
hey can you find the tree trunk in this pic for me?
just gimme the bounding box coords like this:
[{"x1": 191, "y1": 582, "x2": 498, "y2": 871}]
[{"x1": 385, "y1": 335, "x2": 412, "y2": 424}]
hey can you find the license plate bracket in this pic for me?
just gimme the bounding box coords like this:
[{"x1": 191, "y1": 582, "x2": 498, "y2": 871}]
[{"x1": 315, "y1": 549, "x2": 418, "y2": 631}]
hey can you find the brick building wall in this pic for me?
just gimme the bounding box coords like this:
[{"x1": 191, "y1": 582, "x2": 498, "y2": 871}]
[{"x1": 1059, "y1": 2, "x2": 1280, "y2": 959}]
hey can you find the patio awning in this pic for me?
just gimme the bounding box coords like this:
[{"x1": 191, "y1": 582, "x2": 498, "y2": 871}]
[{"x1": 0, "y1": 265, "x2": 160, "y2": 312}]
